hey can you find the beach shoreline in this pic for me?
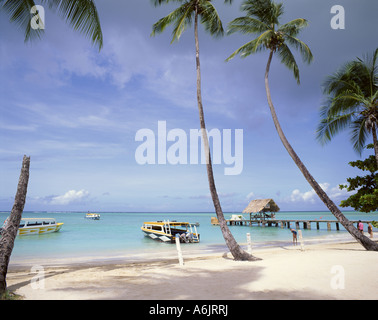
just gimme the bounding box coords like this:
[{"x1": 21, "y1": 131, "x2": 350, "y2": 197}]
[
  {"x1": 6, "y1": 235, "x2": 378, "y2": 300},
  {"x1": 8, "y1": 229, "x2": 365, "y2": 268}
]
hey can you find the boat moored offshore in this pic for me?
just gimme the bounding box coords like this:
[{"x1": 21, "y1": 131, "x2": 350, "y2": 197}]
[
  {"x1": 1, "y1": 218, "x2": 64, "y2": 236},
  {"x1": 85, "y1": 212, "x2": 101, "y2": 220},
  {"x1": 141, "y1": 220, "x2": 200, "y2": 243}
]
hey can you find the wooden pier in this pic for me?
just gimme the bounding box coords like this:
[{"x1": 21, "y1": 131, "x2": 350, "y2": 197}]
[
  {"x1": 212, "y1": 217, "x2": 372, "y2": 231},
  {"x1": 215, "y1": 199, "x2": 374, "y2": 231}
]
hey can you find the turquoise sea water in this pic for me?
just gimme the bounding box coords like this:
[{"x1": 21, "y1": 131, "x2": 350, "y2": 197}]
[{"x1": 1, "y1": 211, "x2": 377, "y2": 263}]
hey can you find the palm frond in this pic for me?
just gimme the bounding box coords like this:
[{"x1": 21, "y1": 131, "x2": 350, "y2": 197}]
[
  {"x1": 198, "y1": 1, "x2": 224, "y2": 37},
  {"x1": 171, "y1": 2, "x2": 195, "y2": 42},
  {"x1": 152, "y1": 0, "x2": 187, "y2": 6},
  {"x1": 316, "y1": 111, "x2": 354, "y2": 145},
  {"x1": 322, "y1": 65, "x2": 357, "y2": 96},
  {"x1": 226, "y1": 29, "x2": 273, "y2": 61},
  {"x1": 325, "y1": 79, "x2": 368, "y2": 118},
  {"x1": 151, "y1": 2, "x2": 193, "y2": 42},
  {"x1": 227, "y1": 16, "x2": 270, "y2": 35},
  {"x1": 1, "y1": 0, "x2": 43, "y2": 42},
  {"x1": 42, "y1": 0, "x2": 103, "y2": 50},
  {"x1": 372, "y1": 48, "x2": 378, "y2": 88},
  {"x1": 278, "y1": 18, "x2": 308, "y2": 37},
  {"x1": 226, "y1": 34, "x2": 266, "y2": 61},
  {"x1": 351, "y1": 117, "x2": 369, "y2": 154},
  {"x1": 241, "y1": 0, "x2": 283, "y2": 26},
  {"x1": 332, "y1": 92, "x2": 369, "y2": 112},
  {"x1": 276, "y1": 44, "x2": 300, "y2": 83},
  {"x1": 284, "y1": 34, "x2": 313, "y2": 64}
]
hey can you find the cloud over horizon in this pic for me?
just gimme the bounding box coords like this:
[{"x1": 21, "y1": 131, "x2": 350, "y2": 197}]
[{"x1": 50, "y1": 190, "x2": 90, "y2": 206}]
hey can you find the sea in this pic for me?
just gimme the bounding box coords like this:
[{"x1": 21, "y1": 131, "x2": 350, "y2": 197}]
[{"x1": 1, "y1": 211, "x2": 377, "y2": 264}]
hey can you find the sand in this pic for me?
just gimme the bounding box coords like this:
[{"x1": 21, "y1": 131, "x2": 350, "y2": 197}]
[{"x1": 6, "y1": 239, "x2": 378, "y2": 300}]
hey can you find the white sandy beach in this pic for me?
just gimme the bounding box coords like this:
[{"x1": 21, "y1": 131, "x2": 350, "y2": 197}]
[{"x1": 6, "y1": 237, "x2": 378, "y2": 300}]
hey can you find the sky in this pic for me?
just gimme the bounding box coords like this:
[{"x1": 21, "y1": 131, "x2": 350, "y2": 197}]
[{"x1": 0, "y1": 0, "x2": 377, "y2": 213}]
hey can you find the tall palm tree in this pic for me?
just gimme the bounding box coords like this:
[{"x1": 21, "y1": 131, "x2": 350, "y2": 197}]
[
  {"x1": 151, "y1": 0, "x2": 259, "y2": 260},
  {"x1": 226, "y1": 0, "x2": 378, "y2": 251},
  {"x1": 317, "y1": 48, "x2": 378, "y2": 167},
  {"x1": 1, "y1": 0, "x2": 103, "y2": 50}
]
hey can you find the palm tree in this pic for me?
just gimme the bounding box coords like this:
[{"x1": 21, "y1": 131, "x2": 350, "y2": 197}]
[
  {"x1": 1, "y1": 0, "x2": 103, "y2": 50},
  {"x1": 0, "y1": 0, "x2": 103, "y2": 295},
  {"x1": 226, "y1": 0, "x2": 378, "y2": 251},
  {"x1": 0, "y1": 156, "x2": 30, "y2": 295},
  {"x1": 317, "y1": 48, "x2": 378, "y2": 167},
  {"x1": 151, "y1": 0, "x2": 259, "y2": 260}
]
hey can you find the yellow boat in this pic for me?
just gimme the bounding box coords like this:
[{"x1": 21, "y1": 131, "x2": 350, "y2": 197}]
[
  {"x1": 15, "y1": 218, "x2": 63, "y2": 236},
  {"x1": 141, "y1": 220, "x2": 200, "y2": 243}
]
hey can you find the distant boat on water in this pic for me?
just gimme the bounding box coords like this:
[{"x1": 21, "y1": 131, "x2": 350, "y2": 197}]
[{"x1": 85, "y1": 212, "x2": 100, "y2": 220}]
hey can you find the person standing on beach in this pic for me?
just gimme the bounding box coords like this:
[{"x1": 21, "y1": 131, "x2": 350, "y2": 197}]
[
  {"x1": 358, "y1": 220, "x2": 364, "y2": 234},
  {"x1": 368, "y1": 223, "x2": 373, "y2": 238},
  {"x1": 291, "y1": 229, "x2": 298, "y2": 245}
]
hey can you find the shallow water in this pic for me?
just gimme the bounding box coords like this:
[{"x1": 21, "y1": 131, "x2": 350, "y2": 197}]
[{"x1": 1, "y1": 210, "x2": 377, "y2": 262}]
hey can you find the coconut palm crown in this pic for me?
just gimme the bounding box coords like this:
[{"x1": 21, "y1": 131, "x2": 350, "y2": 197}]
[
  {"x1": 226, "y1": 0, "x2": 313, "y2": 84},
  {"x1": 151, "y1": 0, "x2": 233, "y2": 42},
  {"x1": 317, "y1": 48, "x2": 378, "y2": 165}
]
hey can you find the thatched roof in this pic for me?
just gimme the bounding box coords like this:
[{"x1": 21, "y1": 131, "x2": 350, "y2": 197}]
[{"x1": 242, "y1": 199, "x2": 280, "y2": 214}]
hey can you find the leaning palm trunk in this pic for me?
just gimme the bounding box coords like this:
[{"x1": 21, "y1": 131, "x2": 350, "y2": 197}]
[
  {"x1": 265, "y1": 51, "x2": 378, "y2": 251},
  {"x1": 194, "y1": 12, "x2": 259, "y2": 261},
  {"x1": 0, "y1": 155, "x2": 30, "y2": 294}
]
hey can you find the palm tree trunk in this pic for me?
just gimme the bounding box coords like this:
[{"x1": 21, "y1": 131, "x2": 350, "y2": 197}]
[
  {"x1": 372, "y1": 123, "x2": 378, "y2": 167},
  {"x1": 194, "y1": 10, "x2": 259, "y2": 261},
  {"x1": 264, "y1": 50, "x2": 378, "y2": 251},
  {"x1": 0, "y1": 155, "x2": 30, "y2": 294}
]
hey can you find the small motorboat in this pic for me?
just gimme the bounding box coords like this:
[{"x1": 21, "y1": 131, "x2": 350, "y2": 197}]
[
  {"x1": 2, "y1": 217, "x2": 64, "y2": 236},
  {"x1": 141, "y1": 220, "x2": 200, "y2": 243},
  {"x1": 85, "y1": 212, "x2": 100, "y2": 220}
]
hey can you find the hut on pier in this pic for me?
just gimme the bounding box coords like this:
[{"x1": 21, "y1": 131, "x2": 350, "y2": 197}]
[{"x1": 242, "y1": 199, "x2": 280, "y2": 221}]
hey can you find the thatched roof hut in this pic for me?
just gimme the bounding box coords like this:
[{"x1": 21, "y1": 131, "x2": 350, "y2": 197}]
[
  {"x1": 243, "y1": 199, "x2": 280, "y2": 220},
  {"x1": 243, "y1": 199, "x2": 280, "y2": 214}
]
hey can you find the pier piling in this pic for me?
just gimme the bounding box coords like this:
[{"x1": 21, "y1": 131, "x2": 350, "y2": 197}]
[{"x1": 220, "y1": 218, "x2": 373, "y2": 232}]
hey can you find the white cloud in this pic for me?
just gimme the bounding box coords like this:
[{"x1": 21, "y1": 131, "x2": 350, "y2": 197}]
[
  {"x1": 50, "y1": 189, "x2": 90, "y2": 205},
  {"x1": 246, "y1": 192, "x2": 255, "y2": 200},
  {"x1": 289, "y1": 183, "x2": 352, "y2": 204}
]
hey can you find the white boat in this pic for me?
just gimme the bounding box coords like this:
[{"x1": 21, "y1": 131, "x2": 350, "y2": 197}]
[
  {"x1": 141, "y1": 220, "x2": 200, "y2": 243},
  {"x1": 1, "y1": 218, "x2": 64, "y2": 236},
  {"x1": 230, "y1": 214, "x2": 245, "y2": 221},
  {"x1": 85, "y1": 212, "x2": 100, "y2": 220}
]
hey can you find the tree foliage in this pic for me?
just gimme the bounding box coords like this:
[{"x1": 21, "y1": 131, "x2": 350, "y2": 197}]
[
  {"x1": 317, "y1": 48, "x2": 378, "y2": 164},
  {"x1": 226, "y1": 0, "x2": 378, "y2": 251},
  {"x1": 339, "y1": 144, "x2": 378, "y2": 213},
  {"x1": 226, "y1": 0, "x2": 313, "y2": 84},
  {"x1": 0, "y1": 0, "x2": 103, "y2": 50},
  {"x1": 151, "y1": 0, "x2": 233, "y2": 43}
]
